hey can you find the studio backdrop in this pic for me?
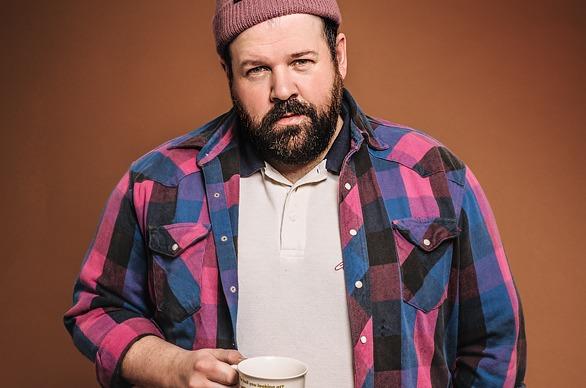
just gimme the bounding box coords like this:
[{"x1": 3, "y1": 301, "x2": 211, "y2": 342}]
[{"x1": 1, "y1": 1, "x2": 585, "y2": 386}]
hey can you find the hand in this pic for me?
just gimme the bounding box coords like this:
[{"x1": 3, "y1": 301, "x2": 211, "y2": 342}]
[
  {"x1": 122, "y1": 336, "x2": 244, "y2": 388},
  {"x1": 173, "y1": 348, "x2": 244, "y2": 388}
]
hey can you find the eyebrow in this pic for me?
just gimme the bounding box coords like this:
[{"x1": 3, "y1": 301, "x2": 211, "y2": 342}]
[
  {"x1": 238, "y1": 50, "x2": 319, "y2": 69},
  {"x1": 239, "y1": 59, "x2": 267, "y2": 69},
  {"x1": 290, "y1": 50, "x2": 319, "y2": 59}
]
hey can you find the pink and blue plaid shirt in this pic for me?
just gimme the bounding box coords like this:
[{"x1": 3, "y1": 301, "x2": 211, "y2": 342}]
[{"x1": 64, "y1": 90, "x2": 526, "y2": 387}]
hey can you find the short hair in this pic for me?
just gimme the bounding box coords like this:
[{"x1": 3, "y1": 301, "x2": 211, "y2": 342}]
[{"x1": 220, "y1": 17, "x2": 339, "y2": 80}]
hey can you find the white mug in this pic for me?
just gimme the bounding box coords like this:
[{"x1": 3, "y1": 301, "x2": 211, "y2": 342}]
[{"x1": 234, "y1": 356, "x2": 308, "y2": 388}]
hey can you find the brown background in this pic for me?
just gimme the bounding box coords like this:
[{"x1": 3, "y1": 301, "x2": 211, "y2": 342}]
[{"x1": 1, "y1": 0, "x2": 584, "y2": 386}]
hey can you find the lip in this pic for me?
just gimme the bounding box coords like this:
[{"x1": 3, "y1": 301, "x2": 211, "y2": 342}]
[{"x1": 276, "y1": 114, "x2": 305, "y2": 125}]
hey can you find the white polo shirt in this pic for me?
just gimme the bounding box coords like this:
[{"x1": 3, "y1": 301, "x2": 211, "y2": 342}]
[{"x1": 236, "y1": 124, "x2": 354, "y2": 388}]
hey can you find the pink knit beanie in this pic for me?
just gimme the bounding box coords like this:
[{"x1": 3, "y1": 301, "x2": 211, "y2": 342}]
[{"x1": 213, "y1": 0, "x2": 342, "y2": 53}]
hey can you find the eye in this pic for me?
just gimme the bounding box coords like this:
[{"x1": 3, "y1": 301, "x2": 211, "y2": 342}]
[
  {"x1": 246, "y1": 66, "x2": 269, "y2": 76},
  {"x1": 293, "y1": 59, "x2": 313, "y2": 66}
]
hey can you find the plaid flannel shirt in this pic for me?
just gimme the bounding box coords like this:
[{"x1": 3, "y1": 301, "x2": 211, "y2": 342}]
[{"x1": 64, "y1": 89, "x2": 526, "y2": 387}]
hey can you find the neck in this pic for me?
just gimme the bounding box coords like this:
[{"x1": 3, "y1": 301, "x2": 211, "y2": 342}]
[{"x1": 268, "y1": 116, "x2": 344, "y2": 184}]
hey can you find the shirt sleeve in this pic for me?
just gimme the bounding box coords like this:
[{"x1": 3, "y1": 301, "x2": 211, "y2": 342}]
[
  {"x1": 63, "y1": 171, "x2": 163, "y2": 387},
  {"x1": 453, "y1": 167, "x2": 527, "y2": 387}
]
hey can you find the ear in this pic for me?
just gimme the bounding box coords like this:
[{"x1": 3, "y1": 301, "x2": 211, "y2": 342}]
[
  {"x1": 335, "y1": 32, "x2": 348, "y2": 79},
  {"x1": 219, "y1": 58, "x2": 229, "y2": 75}
]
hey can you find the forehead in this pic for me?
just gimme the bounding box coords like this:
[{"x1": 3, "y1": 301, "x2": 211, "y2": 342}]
[{"x1": 229, "y1": 14, "x2": 326, "y2": 60}]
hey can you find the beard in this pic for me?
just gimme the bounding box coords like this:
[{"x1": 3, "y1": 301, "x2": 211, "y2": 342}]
[{"x1": 233, "y1": 71, "x2": 344, "y2": 166}]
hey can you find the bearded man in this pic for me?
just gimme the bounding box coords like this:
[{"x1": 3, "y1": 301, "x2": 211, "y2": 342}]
[{"x1": 64, "y1": 1, "x2": 526, "y2": 387}]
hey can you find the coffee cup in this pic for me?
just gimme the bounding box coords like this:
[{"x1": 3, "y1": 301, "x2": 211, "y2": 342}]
[{"x1": 233, "y1": 356, "x2": 308, "y2": 388}]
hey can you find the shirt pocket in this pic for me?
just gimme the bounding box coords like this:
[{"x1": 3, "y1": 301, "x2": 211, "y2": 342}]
[
  {"x1": 148, "y1": 222, "x2": 211, "y2": 322},
  {"x1": 391, "y1": 217, "x2": 460, "y2": 313}
]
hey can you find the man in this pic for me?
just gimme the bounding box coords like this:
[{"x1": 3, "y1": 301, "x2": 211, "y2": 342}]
[{"x1": 64, "y1": 1, "x2": 526, "y2": 387}]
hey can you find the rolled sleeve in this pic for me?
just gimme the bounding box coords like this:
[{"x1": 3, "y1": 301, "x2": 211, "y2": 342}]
[{"x1": 96, "y1": 318, "x2": 163, "y2": 387}]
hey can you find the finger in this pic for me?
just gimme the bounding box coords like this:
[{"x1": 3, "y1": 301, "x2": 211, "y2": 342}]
[
  {"x1": 202, "y1": 380, "x2": 239, "y2": 388},
  {"x1": 197, "y1": 380, "x2": 238, "y2": 388},
  {"x1": 208, "y1": 348, "x2": 246, "y2": 365},
  {"x1": 204, "y1": 358, "x2": 240, "y2": 386}
]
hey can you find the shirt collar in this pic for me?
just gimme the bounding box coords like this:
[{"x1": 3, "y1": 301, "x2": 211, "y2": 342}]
[
  {"x1": 240, "y1": 100, "x2": 351, "y2": 177},
  {"x1": 324, "y1": 101, "x2": 351, "y2": 174},
  {"x1": 239, "y1": 132, "x2": 265, "y2": 177}
]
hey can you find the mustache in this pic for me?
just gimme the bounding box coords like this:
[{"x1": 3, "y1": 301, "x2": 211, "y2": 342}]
[{"x1": 261, "y1": 98, "x2": 317, "y2": 128}]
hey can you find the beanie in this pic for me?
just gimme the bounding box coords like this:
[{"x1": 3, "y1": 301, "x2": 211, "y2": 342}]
[{"x1": 213, "y1": 0, "x2": 342, "y2": 54}]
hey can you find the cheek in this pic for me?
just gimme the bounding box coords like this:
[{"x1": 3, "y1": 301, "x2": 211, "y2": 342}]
[
  {"x1": 298, "y1": 72, "x2": 336, "y2": 108},
  {"x1": 233, "y1": 83, "x2": 270, "y2": 121}
]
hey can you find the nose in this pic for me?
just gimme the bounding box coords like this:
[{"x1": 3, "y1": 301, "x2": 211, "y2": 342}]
[{"x1": 270, "y1": 67, "x2": 298, "y2": 103}]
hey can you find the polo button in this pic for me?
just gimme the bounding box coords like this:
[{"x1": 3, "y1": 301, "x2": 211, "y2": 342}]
[
  {"x1": 355, "y1": 280, "x2": 363, "y2": 289},
  {"x1": 213, "y1": 192, "x2": 220, "y2": 198},
  {"x1": 171, "y1": 243, "x2": 179, "y2": 252},
  {"x1": 423, "y1": 239, "x2": 431, "y2": 247},
  {"x1": 230, "y1": 286, "x2": 237, "y2": 293},
  {"x1": 360, "y1": 336, "x2": 367, "y2": 344},
  {"x1": 349, "y1": 229, "x2": 357, "y2": 236},
  {"x1": 220, "y1": 235, "x2": 228, "y2": 242},
  {"x1": 344, "y1": 183, "x2": 352, "y2": 190}
]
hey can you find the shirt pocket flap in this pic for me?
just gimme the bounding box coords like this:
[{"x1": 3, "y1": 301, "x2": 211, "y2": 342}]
[
  {"x1": 148, "y1": 222, "x2": 211, "y2": 258},
  {"x1": 391, "y1": 217, "x2": 460, "y2": 252}
]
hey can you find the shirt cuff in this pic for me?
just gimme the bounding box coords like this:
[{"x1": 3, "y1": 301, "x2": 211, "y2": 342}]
[{"x1": 95, "y1": 317, "x2": 163, "y2": 387}]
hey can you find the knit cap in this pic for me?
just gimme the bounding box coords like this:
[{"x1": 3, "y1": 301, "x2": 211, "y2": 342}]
[{"x1": 213, "y1": 0, "x2": 342, "y2": 53}]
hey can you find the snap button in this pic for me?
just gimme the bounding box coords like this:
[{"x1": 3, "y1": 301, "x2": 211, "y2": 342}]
[
  {"x1": 349, "y1": 229, "x2": 357, "y2": 236},
  {"x1": 355, "y1": 280, "x2": 363, "y2": 289},
  {"x1": 220, "y1": 235, "x2": 228, "y2": 242},
  {"x1": 230, "y1": 286, "x2": 237, "y2": 293},
  {"x1": 171, "y1": 243, "x2": 179, "y2": 252},
  {"x1": 213, "y1": 192, "x2": 220, "y2": 198},
  {"x1": 344, "y1": 183, "x2": 352, "y2": 190},
  {"x1": 360, "y1": 336, "x2": 367, "y2": 344},
  {"x1": 423, "y1": 238, "x2": 431, "y2": 247}
]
